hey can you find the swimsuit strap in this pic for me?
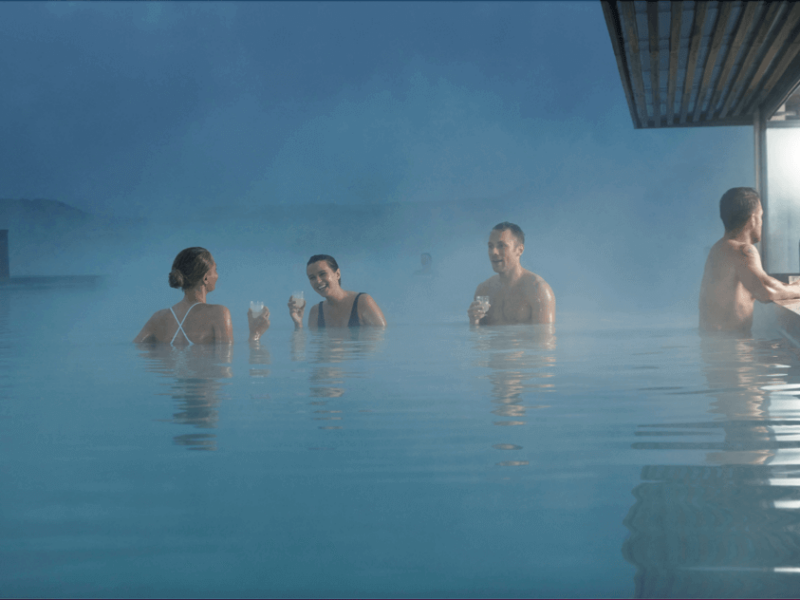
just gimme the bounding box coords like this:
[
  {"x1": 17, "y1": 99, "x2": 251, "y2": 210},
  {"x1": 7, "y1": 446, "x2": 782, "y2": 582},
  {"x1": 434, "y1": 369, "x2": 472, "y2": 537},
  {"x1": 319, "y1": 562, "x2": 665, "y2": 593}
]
[
  {"x1": 317, "y1": 301, "x2": 325, "y2": 328},
  {"x1": 169, "y1": 302, "x2": 200, "y2": 346},
  {"x1": 348, "y1": 293, "x2": 364, "y2": 328}
]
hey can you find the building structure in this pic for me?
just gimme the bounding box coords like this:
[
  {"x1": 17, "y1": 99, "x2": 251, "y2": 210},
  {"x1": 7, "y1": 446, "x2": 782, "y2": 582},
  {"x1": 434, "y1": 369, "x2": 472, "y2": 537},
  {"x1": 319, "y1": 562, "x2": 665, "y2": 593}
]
[{"x1": 601, "y1": 0, "x2": 800, "y2": 275}]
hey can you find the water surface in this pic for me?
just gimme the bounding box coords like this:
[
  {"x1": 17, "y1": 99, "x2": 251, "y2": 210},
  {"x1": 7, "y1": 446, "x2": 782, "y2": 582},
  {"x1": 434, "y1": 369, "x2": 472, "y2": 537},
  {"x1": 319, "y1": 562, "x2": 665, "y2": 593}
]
[{"x1": 2, "y1": 282, "x2": 800, "y2": 597}]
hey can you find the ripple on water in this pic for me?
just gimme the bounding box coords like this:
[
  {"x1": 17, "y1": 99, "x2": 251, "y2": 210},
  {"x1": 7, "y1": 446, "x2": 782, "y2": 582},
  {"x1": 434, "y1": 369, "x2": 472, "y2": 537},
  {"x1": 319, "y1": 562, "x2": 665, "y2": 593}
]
[{"x1": 492, "y1": 444, "x2": 522, "y2": 450}]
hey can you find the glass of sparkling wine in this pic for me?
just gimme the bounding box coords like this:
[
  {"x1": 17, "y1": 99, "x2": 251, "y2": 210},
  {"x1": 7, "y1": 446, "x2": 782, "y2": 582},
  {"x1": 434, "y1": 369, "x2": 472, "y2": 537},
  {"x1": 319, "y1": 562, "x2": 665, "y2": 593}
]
[
  {"x1": 249, "y1": 301, "x2": 265, "y2": 317},
  {"x1": 291, "y1": 291, "x2": 305, "y2": 307},
  {"x1": 476, "y1": 296, "x2": 491, "y2": 313}
]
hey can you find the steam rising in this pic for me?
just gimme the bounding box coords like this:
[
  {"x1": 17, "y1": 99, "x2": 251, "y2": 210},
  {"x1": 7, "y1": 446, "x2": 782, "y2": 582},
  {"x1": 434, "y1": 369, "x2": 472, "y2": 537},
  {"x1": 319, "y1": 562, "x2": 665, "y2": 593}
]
[{"x1": 0, "y1": 1, "x2": 759, "y2": 337}]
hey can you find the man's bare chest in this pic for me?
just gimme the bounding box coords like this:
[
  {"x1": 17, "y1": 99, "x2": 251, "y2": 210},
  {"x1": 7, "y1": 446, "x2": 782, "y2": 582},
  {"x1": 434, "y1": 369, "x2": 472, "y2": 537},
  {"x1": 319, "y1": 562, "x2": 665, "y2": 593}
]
[{"x1": 487, "y1": 288, "x2": 532, "y2": 324}]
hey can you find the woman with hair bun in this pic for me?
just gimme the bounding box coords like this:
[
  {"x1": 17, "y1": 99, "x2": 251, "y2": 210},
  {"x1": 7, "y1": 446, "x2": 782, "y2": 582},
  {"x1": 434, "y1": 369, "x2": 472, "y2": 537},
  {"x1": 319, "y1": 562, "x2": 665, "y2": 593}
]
[
  {"x1": 288, "y1": 254, "x2": 386, "y2": 329},
  {"x1": 134, "y1": 247, "x2": 270, "y2": 344}
]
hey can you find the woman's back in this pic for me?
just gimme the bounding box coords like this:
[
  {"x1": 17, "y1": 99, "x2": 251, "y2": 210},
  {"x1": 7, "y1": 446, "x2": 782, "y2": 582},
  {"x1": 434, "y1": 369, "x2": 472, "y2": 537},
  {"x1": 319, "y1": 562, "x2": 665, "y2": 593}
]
[
  {"x1": 134, "y1": 248, "x2": 235, "y2": 345},
  {"x1": 134, "y1": 301, "x2": 233, "y2": 346},
  {"x1": 141, "y1": 302, "x2": 232, "y2": 345}
]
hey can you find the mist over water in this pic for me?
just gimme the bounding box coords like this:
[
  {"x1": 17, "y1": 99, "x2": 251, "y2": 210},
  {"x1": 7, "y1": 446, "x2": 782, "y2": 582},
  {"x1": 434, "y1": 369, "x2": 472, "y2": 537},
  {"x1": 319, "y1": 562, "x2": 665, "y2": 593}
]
[
  {"x1": 0, "y1": 1, "x2": 757, "y2": 334},
  {"x1": 6, "y1": 3, "x2": 800, "y2": 598},
  {"x1": 0, "y1": 183, "x2": 751, "y2": 341}
]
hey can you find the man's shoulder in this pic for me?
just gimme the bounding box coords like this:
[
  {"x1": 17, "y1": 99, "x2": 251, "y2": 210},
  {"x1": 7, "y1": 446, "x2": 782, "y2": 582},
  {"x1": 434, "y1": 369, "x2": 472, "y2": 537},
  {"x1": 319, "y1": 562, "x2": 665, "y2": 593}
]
[
  {"x1": 737, "y1": 242, "x2": 759, "y2": 260},
  {"x1": 520, "y1": 270, "x2": 552, "y2": 291},
  {"x1": 718, "y1": 238, "x2": 758, "y2": 256}
]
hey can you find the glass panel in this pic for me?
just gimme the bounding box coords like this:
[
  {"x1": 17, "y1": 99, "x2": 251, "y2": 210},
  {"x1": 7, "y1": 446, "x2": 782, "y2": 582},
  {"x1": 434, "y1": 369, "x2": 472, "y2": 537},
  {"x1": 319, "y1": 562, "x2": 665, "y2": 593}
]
[
  {"x1": 765, "y1": 125, "x2": 800, "y2": 274},
  {"x1": 765, "y1": 83, "x2": 800, "y2": 275}
]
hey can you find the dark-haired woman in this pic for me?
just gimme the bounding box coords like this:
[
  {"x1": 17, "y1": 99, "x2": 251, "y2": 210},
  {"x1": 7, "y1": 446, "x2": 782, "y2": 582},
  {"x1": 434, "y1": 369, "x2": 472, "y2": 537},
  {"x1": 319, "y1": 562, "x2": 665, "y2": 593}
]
[
  {"x1": 134, "y1": 247, "x2": 270, "y2": 344},
  {"x1": 288, "y1": 254, "x2": 386, "y2": 330}
]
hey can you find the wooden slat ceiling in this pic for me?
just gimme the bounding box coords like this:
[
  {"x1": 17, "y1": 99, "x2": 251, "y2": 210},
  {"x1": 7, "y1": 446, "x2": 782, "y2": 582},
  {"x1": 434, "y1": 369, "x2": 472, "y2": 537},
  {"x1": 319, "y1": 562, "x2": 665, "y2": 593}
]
[{"x1": 602, "y1": 0, "x2": 800, "y2": 129}]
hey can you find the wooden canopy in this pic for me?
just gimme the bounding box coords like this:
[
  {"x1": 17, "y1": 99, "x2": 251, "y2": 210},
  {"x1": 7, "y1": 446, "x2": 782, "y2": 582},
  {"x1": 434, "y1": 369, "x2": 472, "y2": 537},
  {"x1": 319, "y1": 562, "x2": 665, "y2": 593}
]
[{"x1": 602, "y1": 1, "x2": 800, "y2": 129}]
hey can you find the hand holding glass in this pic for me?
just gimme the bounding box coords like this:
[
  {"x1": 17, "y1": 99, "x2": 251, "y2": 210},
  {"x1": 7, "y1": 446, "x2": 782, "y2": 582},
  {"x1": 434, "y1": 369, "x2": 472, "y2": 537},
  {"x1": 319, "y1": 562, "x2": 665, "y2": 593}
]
[
  {"x1": 476, "y1": 296, "x2": 491, "y2": 312},
  {"x1": 290, "y1": 291, "x2": 305, "y2": 309},
  {"x1": 249, "y1": 301, "x2": 265, "y2": 317}
]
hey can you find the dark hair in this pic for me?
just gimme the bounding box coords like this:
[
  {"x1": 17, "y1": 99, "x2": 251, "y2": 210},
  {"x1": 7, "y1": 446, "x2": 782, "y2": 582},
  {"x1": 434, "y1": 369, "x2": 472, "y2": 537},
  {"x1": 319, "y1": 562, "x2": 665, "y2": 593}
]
[
  {"x1": 307, "y1": 254, "x2": 341, "y2": 284},
  {"x1": 168, "y1": 247, "x2": 214, "y2": 290},
  {"x1": 719, "y1": 187, "x2": 760, "y2": 232},
  {"x1": 492, "y1": 222, "x2": 525, "y2": 246}
]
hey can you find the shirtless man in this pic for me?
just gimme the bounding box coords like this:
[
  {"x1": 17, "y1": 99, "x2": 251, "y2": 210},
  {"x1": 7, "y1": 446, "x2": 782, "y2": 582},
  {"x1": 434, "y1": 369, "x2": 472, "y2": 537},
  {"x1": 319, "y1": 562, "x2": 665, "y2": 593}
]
[
  {"x1": 699, "y1": 187, "x2": 800, "y2": 332},
  {"x1": 467, "y1": 222, "x2": 555, "y2": 326}
]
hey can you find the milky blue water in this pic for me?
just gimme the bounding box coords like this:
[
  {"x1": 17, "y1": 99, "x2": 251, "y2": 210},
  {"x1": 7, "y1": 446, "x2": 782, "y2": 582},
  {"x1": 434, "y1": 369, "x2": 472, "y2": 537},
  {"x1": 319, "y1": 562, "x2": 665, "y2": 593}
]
[{"x1": 3, "y1": 279, "x2": 800, "y2": 598}]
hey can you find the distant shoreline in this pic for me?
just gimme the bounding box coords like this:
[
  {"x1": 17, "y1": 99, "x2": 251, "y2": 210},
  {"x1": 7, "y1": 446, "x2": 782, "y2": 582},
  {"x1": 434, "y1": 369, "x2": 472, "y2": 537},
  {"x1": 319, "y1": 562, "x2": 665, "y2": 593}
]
[{"x1": 0, "y1": 275, "x2": 105, "y2": 288}]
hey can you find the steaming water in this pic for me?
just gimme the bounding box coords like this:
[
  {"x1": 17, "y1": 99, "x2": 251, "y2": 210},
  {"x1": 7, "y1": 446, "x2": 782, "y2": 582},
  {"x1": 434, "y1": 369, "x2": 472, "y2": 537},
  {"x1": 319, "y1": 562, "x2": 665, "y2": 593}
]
[{"x1": 4, "y1": 280, "x2": 800, "y2": 598}]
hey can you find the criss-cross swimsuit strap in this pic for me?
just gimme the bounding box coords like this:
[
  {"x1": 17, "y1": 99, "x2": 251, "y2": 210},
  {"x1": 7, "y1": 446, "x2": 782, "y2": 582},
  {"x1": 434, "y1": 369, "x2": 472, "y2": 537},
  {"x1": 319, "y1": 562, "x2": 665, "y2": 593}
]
[
  {"x1": 317, "y1": 293, "x2": 364, "y2": 328},
  {"x1": 169, "y1": 303, "x2": 200, "y2": 346}
]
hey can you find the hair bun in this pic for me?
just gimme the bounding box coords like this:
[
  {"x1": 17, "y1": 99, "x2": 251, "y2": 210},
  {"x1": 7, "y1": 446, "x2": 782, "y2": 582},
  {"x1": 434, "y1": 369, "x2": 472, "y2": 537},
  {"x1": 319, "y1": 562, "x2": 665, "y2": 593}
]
[{"x1": 168, "y1": 269, "x2": 185, "y2": 289}]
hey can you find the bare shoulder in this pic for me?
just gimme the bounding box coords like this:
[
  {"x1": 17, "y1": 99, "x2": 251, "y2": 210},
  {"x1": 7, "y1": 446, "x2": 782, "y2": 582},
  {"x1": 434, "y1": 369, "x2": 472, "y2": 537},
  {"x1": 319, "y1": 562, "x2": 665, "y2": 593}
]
[
  {"x1": 737, "y1": 243, "x2": 759, "y2": 259},
  {"x1": 719, "y1": 241, "x2": 760, "y2": 268},
  {"x1": 358, "y1": 293, "x2": 387, "y2": 326},
  {"x1": 151, "y1": 307, "x2": 171, "y2": 320},
  {"x1": 134, "y1": 308, "x2": 169, "y2": 343},
  {"x1": 147, "y1": 307, "x2": 172, "y2": 327},
  {"x1": 718, "y1": 239, "x2": 756, "y2": 258},
  {"x1": 521, "y1": 270, "x2": 554, "y2": 299},
  {"x1": 199, "y1": 303, "x2": 231, "y2": 317},
  {"x1": 359, "y1": 293, "x2": 380, "y2": 308}
]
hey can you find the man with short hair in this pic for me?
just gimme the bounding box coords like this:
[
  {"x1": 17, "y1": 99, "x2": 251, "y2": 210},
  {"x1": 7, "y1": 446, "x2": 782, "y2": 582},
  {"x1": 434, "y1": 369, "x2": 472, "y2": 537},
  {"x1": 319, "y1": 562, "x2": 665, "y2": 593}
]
[
  {"x1": 468, "y1": 222, "x2": 555, "y2": 326},
  {"x1": 699, "y1": 187, "x2": 800, "y2": 332}
]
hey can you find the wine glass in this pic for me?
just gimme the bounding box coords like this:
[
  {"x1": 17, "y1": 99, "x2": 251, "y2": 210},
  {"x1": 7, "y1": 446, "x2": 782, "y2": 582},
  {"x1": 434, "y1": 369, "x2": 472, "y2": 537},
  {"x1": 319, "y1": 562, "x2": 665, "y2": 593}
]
[
  {"x1": 249, "y1": 300, "x2": 265, "y2": 317},
  {"x1": 290, "y1": 291, "x2": 305, "y2": 308}
]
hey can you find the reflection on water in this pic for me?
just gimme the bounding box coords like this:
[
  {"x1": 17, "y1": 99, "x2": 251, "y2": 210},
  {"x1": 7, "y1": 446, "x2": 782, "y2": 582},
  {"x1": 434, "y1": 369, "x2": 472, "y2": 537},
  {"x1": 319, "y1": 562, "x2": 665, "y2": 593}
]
[
  {"x1": 624, "y1": 333, "x2": 800, "y2": 598},
  {"x1": 289, "y1": 329, "x2": 306, "y2": 362},
  {"x1": 137, "y1": 343, "x2": 233, "y2": 451},
  {"x1": 248, "y1": 339, "x2": 271, "y2": 378},
  {"x1": 472, "y1": 324, "x2": 556, "y2": 466},
  {"x1": 303, "y1": 328, "x2": 384, "y2": 429}
]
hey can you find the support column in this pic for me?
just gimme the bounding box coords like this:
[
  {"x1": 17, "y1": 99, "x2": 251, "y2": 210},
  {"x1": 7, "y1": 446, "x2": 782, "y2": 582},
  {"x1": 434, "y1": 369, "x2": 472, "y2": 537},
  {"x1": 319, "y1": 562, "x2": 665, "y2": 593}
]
[
  {"x1": 754, "y1": 108, "x2": 769, "y2": 271},
  {"x1": 0, "y1": 230, "x2": 8, "y2": 279}
]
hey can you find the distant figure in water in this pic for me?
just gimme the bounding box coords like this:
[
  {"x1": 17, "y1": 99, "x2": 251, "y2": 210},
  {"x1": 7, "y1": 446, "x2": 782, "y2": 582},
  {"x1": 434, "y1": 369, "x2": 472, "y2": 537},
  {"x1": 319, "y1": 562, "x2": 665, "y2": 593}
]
[
  {"x1": 288, "y1": 254, "x2": 386, "y2": 329},
  {"x1": 468, "y1": 222, "x2": 555, "y2": 326},
  {"x1": 699, "y1": 187, "x2": 800, "y2": 332},
  {"x1": 415, "y1": 252, "x2": 433, "y2": 276},
  {"x1": 134, "y1": 247, "x2": 270, "y2": 344}
]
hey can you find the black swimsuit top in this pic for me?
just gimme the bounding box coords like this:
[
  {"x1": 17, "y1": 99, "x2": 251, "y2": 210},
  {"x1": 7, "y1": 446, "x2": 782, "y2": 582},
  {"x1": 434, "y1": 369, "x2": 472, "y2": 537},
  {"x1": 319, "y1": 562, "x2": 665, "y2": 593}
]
[{"x1": 318, "y1": 293, "x2": 364, "y2": 328}]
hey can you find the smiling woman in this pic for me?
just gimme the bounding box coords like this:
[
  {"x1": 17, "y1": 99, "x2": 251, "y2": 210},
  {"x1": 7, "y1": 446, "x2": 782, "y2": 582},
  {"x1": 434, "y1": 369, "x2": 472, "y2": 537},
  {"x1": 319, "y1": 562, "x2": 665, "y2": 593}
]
[{"x1": 288, "y1": 254, "x2": 386, "y2": 329}]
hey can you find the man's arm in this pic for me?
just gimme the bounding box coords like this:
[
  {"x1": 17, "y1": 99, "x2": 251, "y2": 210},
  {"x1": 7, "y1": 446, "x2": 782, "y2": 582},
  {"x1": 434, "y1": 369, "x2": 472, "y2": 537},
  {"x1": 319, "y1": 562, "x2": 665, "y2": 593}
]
[
  {"x1": 738, "y1": 244, "x2": 800, "y2": 303},
  {"x1": 528, "y1": 279, "x2": 556, "y2": 324}
]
